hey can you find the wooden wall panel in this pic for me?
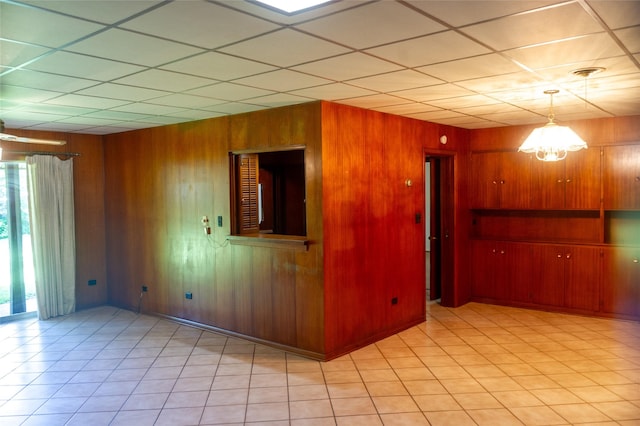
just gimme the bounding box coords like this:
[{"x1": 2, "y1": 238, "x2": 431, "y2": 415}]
[
  {"x1": 104, "y1": 103, "x2": 325, "y2": 356},
  {"x1": 320, "y1": 102, "x2": 463, "y2": 358},
  {"x1": 1, "y1": 130, "x2": 107, "y2": 310}
]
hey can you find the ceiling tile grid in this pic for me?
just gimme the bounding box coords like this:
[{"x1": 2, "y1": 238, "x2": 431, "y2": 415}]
[{"x1": 0, "y1": 0, "x2": 638, "y2": 134}]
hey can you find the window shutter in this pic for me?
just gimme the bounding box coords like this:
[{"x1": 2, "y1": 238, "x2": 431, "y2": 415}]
[{"x1": 237, "y1": 154, "x2": 259, "y2": 233}]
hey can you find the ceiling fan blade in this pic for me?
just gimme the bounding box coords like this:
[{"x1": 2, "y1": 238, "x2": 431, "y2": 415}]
[{"x1": 0, "y1": 132, "x2": 66, "y2": 145}]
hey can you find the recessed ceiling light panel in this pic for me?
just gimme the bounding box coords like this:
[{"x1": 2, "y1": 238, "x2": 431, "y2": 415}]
[{"x1": 254, "y1": 0, "x2": 332, "y2": 14}]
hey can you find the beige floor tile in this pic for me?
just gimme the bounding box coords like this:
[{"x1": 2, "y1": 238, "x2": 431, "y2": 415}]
[
  {"x1": 289, "y1": 384, "x2": 329, "y2": 401},
  {"x1": 290, "y1": 399, "x2": 334, "y2": 419},
  {"x1": 550, "y1": 403, "x2": 612, "y2": 423},
  {"x1": 245, "y1": 401, "x2": 289, "y2": 422},
  {"x1": 493, "y1": 390, "x2": 544, "y2": 407},
  {"x1": 591, "y1": 401, "x2": 640, "y2": 421},
  {"x1": 440, "y1": 378, "x2": 484, "y2": 393},
  {"x1": 247, "y1": 386, "x2": 286, "y2": 403},
  {"x1": 335, "y1": 414, "x2": 383, "y2": 425},
  {"x1": 510, "y1": 405, "x2": 569, "y2": 425},
  {"x1": 200, "y1": 404, "x2": 245, "y2": 424},
  {"x1": 379, "y1": 411, "x2": 430, "y2": 425},
  {"x1": 423, "y1": 410, "x2": 476, "y2": 426},
  {"x1": 467, "y1": 408, "x2": 524, "y2": 425},
  {"x1": 570, "y1": 385, "x2": 624, "y2": 403},
  {"x1": 371, "y1": 395, "x2": 419, "y2": 413},
  {"x1": 331, "y1": 396, "x2": 377, "y2": 416},
  {"x1": 414, "y1": 393, "x2": 461, "y2": 411},
  {"x1": 453, "y1": 392, "x2": 502, "y2": 410},
  {"x1": 365, "y1": 380, "x2": 407, "y2": 397}
]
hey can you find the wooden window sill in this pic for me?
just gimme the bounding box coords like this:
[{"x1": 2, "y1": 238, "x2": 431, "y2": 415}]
[{"x1": 227, "y1": 234, "x2": 309, "y2": 251}]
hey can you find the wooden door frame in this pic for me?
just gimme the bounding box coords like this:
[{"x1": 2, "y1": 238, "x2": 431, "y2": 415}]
[{"x1": 424, "y1": 150, "x2": 455, "y2": 306}]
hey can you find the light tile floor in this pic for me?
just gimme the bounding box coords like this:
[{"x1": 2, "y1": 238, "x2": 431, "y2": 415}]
[{"x1": 0, "y1": 302, "x2": 638, "y2": 425}]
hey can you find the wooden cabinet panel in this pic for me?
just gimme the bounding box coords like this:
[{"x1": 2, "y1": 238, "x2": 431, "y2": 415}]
[
  {"x1": 603, "y1": 247, "x2": 640, "y2": 318},
  {"x1": 604, "y1": 145, "x2": 640, "y2": 210},
  {"x1": 531, "y1": 148, "x2": 601, "y2": 209},
  {"x1": 564, "y1": 246, "x2": 601, "y2": 312},
  {"x1": 471, "y1": 152, "x2": 531, "y2": 209},
  {"x1": 471, "y1": 240, "x2": 531, "y2": 302},
  {"x1": 531, "y1": 245, "x2": 566, "y2": 307},
  {"x1": 471, "y1": 153, "x2": 500, "y2": 208},
  {"x1": 531, "y1": 244, "x2": 601, "y2": 311}
]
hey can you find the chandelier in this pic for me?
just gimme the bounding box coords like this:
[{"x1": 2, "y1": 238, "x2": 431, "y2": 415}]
[{"x1": 518, "y1": 90, "x2": 587, "y2": 162}]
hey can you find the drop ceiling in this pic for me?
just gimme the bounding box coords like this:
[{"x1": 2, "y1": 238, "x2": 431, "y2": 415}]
[{"x1": 1, "y1": 0, "x2": 638, "y2": 135}]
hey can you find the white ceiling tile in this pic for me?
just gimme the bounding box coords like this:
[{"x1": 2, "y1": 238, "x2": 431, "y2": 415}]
[
  {"x1": 82, "y1": 110, "x2": 154, "y2": 121},
  {"x1": 120, "y1": 1, "x2": 280, "y2": 49},
  {"x1": 391, "y1": 84, "x2": 475, "y2": 102},
  {"x1": 455, "y1": 72, "x2": 546, "y2": 93},
  {"x1": 409, "y1": 109, "x2": 466, "y2": 122},
  {"x1": 21, "y1": 0, "x2": 164, "y2": 25},
  {"x1": 111, "y1": 103, "x2": 185, "y2": 115},
  {"x1": 113, "y1": 69, "x2": 214, "y2": 92},
  {"x1": 219, "y1": 28, "x2": 350, "y2": 68},
  {"x1": 428, "y1": 94, "x2": 502, "y2": 110},
  {"x1": 290, "y1": 83, "x2": 376, "y2": 100},
  {"x1": 30, "y1": 121, "x2": 96, "y2": 132},
  {"x1": 77, "y1": 83, "x2": 170, "y2": 102},
  {"x1": 234, "y1": 69, "x2": 331, "y2": 92},
  {"x1": 296, "y1": 1, "x2": 445, "y2": 49},
  {"x1": 57, "y1": 116, "x2": 123, "y2": 126},
  {"x1": 167, "y1": 110, "x2": 226, "y2": 120},
  {"x1": 0, "y1": 2, "x2": 104, "y2": 47},
  {"x1": 337, "y1": 94, "x2": 412, "y2": 109},
  {"x1": 533, "y1": 56, "x2": 638, "y2": 84},
  {"x1": 0, "y1": 85, "x2": 63, "y2": 103},
  {"x1": 0, "y1": 40, "x2": 49, "y2": 67},
  {"x1": 615, "y1": 26, "x2": 640, "y2": 54},
  {"x1": 505, "y1": 32, "x2": 625, "y2": 70},
  {"x1": 26, "y1": 51, "x2": 146, "y2": 81},
  {"x1": 292, "y1": 53, "x2": 402, "y2": 82},
  {"x1": 13, "y1": 103, "x2": 98, "y2": 117},
  {"x1": 587, "y1": 0, "x2": 640, "y2": 30},
  {"x1": 374, "y1": 103, "x2": 440, "y2": 116},
  {"x1": 244, "y1": 93, "x2": 314, "y2": 108},
  {"x1": 1, "y1": 69, "x2": 97, "y2": 92},
  {"x1": 186, "y1": 82, "x2": 273, "y2": 101},
  {"x1": 478, "y1": 109, "x2": 547, "y2": 125},
  {"x1": 161, "y1": 52, "x2": 277, "y2": 81},
  {"x1": 462, "y1": 3, "x2": 603, "y2": 51},
  {"x1": 348, "y1": 69, "x2": 443, "y2": 93},
  {"x1": 44, "y1": 94, "x2": 131, "y2": 109},
  {"x1": 65, "y1": 28, "x2": 204, "y2": 67},
  {"x1": 405, "y1": 0, "x2": 557, "y2": 27},
  {"x1": 366, "y1": 31, "x2": 491, "y2": 68},
  {"x1": 205, "y1": 103, "x2": 267, "y2": 115},
  {"x1": 417, "y1": 54, "x2": 524, "y2": 82},
  {"x1": 147, "y1": 93, "x2": 222, "y2": 108}
]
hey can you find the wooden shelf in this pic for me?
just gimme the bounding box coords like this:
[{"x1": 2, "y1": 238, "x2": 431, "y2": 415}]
[{"x1": 227, "y1": 233, "x2": 309, "y2": 251}]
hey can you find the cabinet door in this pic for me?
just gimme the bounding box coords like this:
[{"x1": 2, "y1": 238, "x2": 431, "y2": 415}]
[
  {"x1": 564, "y1": 246, "x2": 601, "y2": 311},
  {"x1": 531, "y1": 244, "x2": 565, "y2": 307},
  {"x1": 471, "y1": 240, "x2": 499, "y2": 299},
  {"x1": 565, "y1": 148, "x2": 601, "y2": 210},
  {"x1": 603, "y1": 247, "x2": 640, "y2": 318},
  {"x1": 500, "y1": 152, "x2": 531, "y2": 209},
  {"x1": 471, "y1": 153, "x2": 500, "y2": 208},
  {"x1": 604, "y1": 145, "x2": 640, "y2": 210},
  {"x1": 531, "y1": 157, "x2": 565, "y2": 209},
  {"x1": 509, "y1": 243, "x2": 534, "y2": 304}
]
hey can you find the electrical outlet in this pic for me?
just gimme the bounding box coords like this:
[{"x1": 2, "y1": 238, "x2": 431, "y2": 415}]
[
  {"x1": 185, "y1": 292, "x2": 193, "y2": 300},
  {"x1": 88, "y1": 279, "x2": 97, "y2": 286},
  {"x1": 142, "y1": 285, "x2": 148, "y2": 292}
]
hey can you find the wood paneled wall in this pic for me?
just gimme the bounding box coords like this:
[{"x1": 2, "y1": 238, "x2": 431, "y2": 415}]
[
  {"x1": 1, "y1": 130, "x2": 107, "y2": 309},
  {"x1": 320, "y1": 102, "x2": 470, "y2": 358},
  {"x1": 104, "y1": 102, "x2": 326, "y2": 357}
]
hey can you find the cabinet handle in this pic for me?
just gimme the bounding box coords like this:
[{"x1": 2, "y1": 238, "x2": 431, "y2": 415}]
[
  {"x1": 500, "y1": 180, "x2": 505, "y2": 184},
  {"x1": 500, "y1": 250, "x2": 505, "y2": 255},
  {"x1": 566, "y1": 179, "x2": 571, "y2": 183},
  {"x1": 566, "y1": 253, "x2": 572, "y2": 259},
  {"x1": 633, "y1": 258, "x2": 639, "y2": 263},
  {"x1": 557, "y1": 253, "x2": 563, "y2": 258},
  {"x1": 557, "y1": 179, "x2": 563, "y2": 183},
  {"x1": 492, "y1": 180, "x2": 498, "y2": 185}
]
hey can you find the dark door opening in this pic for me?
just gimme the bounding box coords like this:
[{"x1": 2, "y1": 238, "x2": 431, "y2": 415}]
[{"x1": 425, "y1": 154, "x2": 454, "y2": 305}]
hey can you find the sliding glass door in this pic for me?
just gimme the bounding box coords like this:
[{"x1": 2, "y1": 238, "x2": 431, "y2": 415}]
[{"x1": 0, "y1": 162, "x2": 36, "y2": 318}]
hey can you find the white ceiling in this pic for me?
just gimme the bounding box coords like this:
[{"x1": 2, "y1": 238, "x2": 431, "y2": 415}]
[{"x1": 1, "y1": 0, "x2": 639, "y2": 135}]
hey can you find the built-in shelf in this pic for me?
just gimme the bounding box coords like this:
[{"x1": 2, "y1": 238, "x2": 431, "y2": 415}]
[{"x1": 227, "y1": 234, "x2": 309, "y2": 251}]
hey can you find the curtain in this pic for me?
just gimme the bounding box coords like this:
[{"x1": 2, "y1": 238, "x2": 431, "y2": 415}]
[{"x1": 26, "y1": 155, "x2": 76, "y2": 320}]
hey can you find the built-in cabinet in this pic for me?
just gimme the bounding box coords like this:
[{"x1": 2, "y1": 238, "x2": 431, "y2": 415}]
[{"x1": 471, "y1": 143, "x2": 640, "y2": 320}]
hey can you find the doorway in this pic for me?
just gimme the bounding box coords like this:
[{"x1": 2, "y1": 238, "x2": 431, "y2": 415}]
[
  {"x1": 425, "y1": 154, "x2": 454, "y2": 305},
  {"x1": 0, "y1": 162, "x2": 36, "y2": 319}
]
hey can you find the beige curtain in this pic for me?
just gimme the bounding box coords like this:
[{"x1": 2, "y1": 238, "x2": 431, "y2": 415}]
[{"x1": 26, "y1": 155, "x2": 76, "y2": 320}]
